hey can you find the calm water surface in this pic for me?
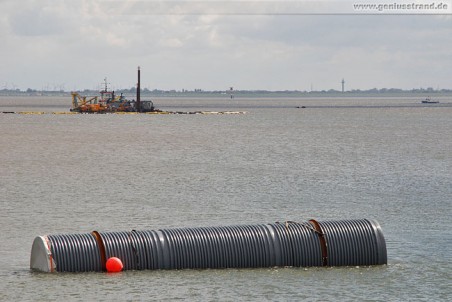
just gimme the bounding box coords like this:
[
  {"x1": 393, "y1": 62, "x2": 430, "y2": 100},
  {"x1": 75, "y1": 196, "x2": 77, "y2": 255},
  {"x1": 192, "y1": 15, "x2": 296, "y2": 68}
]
[{"x1": 0, "y1": 96, "x2": 451, "y2": 301}]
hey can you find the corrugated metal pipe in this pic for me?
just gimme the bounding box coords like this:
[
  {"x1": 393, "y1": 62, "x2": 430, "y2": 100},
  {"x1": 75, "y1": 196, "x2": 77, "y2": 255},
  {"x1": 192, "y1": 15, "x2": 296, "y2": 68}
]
[{"x1": 30, "y1": 219, "x2": 387, "y2": 273}]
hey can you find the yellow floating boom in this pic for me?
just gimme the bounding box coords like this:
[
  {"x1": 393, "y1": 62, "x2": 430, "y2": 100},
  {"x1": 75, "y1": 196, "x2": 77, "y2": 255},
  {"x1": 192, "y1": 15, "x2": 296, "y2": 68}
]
[{"x1": 2, "y1": 111, "x2": 246, "y2": 115}]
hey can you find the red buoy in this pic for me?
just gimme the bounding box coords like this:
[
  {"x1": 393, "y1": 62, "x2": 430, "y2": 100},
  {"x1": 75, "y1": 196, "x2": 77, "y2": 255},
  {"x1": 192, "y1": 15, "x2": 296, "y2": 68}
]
[{"x1": 106, "y1": 257, "x2": 123, "y2": 273}]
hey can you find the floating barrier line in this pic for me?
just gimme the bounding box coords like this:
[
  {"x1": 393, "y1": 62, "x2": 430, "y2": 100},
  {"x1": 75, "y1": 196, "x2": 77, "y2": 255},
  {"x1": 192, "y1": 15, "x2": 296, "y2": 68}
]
[
  {"x1": 30, "y1": 219, "x2": 387, "y2": 273},
  {"x1": 2, "y1": 111, "x2": 246, "y2": 115}
]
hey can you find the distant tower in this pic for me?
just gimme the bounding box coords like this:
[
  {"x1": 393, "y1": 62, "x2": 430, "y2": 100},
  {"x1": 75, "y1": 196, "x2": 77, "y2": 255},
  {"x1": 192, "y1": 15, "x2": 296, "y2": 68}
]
[
  {"x1": 137, "y1": 66, "x2": 141, "y2": 112},
  {"x1": 341, "y1": 79, "x2": 345, "y2": 93},
  {"x1": 230, "y1": 87, "x2": 234, "y2": 99}
]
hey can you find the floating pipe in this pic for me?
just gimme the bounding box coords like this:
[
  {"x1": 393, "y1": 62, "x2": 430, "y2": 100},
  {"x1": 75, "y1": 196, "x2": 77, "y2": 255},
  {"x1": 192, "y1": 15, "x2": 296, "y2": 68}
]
[
  {"x1": 30, "y1": 219, "x2": 387, "y2": 273},
  {"x1": 1, "y1": 111, "x2": 246, "y2": 115}
]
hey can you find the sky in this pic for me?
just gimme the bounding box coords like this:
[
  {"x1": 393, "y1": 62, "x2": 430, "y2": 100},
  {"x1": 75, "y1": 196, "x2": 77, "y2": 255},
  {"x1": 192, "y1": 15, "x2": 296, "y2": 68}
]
[{"x1": 1, "y1": 0, "x2": 451, "y2": 91}]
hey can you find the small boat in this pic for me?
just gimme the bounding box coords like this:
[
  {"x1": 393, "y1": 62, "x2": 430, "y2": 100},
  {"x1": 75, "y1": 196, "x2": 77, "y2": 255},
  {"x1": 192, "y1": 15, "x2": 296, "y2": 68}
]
[{"x1": 421, "y1": 97, "x2": 439, "y2": 104}]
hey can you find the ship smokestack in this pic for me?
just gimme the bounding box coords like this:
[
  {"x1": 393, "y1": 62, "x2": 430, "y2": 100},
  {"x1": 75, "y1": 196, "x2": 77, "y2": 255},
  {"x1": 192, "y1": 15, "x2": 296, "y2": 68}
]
[{"x1": 137, "y1": 66, "x2": 141, "y2": 112}]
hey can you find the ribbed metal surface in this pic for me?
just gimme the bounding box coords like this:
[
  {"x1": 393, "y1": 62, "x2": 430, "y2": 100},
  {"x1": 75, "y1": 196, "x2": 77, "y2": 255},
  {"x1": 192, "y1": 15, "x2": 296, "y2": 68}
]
[
  {"x1": 319, "y1": 219, "x2": 387, "y2": 266},
  {"x1": 47, "y1": 233, "x2": 102, "y2": 272},
  {"x1": 41, "y1": 219, "x2": 386, "y2": 272},
  {"x1": 99, "y1": 231, "x2": 138, "y2": 271}
]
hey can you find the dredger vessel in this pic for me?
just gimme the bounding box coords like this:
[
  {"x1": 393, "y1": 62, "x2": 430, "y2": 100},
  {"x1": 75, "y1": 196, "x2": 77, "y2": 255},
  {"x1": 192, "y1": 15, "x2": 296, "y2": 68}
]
[{"x1": 70, "y1": 67, "x2": 157, "y2": 113}]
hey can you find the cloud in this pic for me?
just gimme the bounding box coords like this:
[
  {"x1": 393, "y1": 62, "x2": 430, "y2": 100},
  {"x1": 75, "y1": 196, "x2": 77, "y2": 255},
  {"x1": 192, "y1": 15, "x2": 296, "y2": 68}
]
[
  {"x1": 0, "y1": 0, "x2": 451, "y2": 90},
  {"x1": 9, "y1": 8, "x2": 66, "y2": 36}
]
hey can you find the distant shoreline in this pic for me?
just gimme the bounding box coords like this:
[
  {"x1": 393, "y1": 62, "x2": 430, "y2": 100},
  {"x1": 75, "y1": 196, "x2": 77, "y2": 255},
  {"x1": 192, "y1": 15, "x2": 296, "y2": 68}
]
[{"x1": 1, "y1": 89, "x2": 451, "y2": 98}]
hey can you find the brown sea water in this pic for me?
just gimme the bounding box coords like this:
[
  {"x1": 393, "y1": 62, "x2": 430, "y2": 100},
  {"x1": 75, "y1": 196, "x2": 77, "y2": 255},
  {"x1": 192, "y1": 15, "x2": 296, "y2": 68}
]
[{"x1": 1, "y1": 96, "x2": 451, "y2": 301}]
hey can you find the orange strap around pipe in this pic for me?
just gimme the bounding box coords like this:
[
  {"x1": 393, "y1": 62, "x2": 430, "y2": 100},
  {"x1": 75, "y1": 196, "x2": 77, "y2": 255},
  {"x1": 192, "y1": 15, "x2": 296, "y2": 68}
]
[
  {"x1": 91, "y1": 231, "x2": 107, "y2": 272},
  {"x1": 309, "y1": 219, "x2": 328, "y2": 266}
]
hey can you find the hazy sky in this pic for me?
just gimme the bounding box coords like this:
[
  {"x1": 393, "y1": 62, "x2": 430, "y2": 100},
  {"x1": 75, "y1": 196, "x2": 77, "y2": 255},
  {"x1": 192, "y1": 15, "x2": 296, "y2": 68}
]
[{"x1": 1, "y1": 0, "x2": 451, "y2": 91}]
